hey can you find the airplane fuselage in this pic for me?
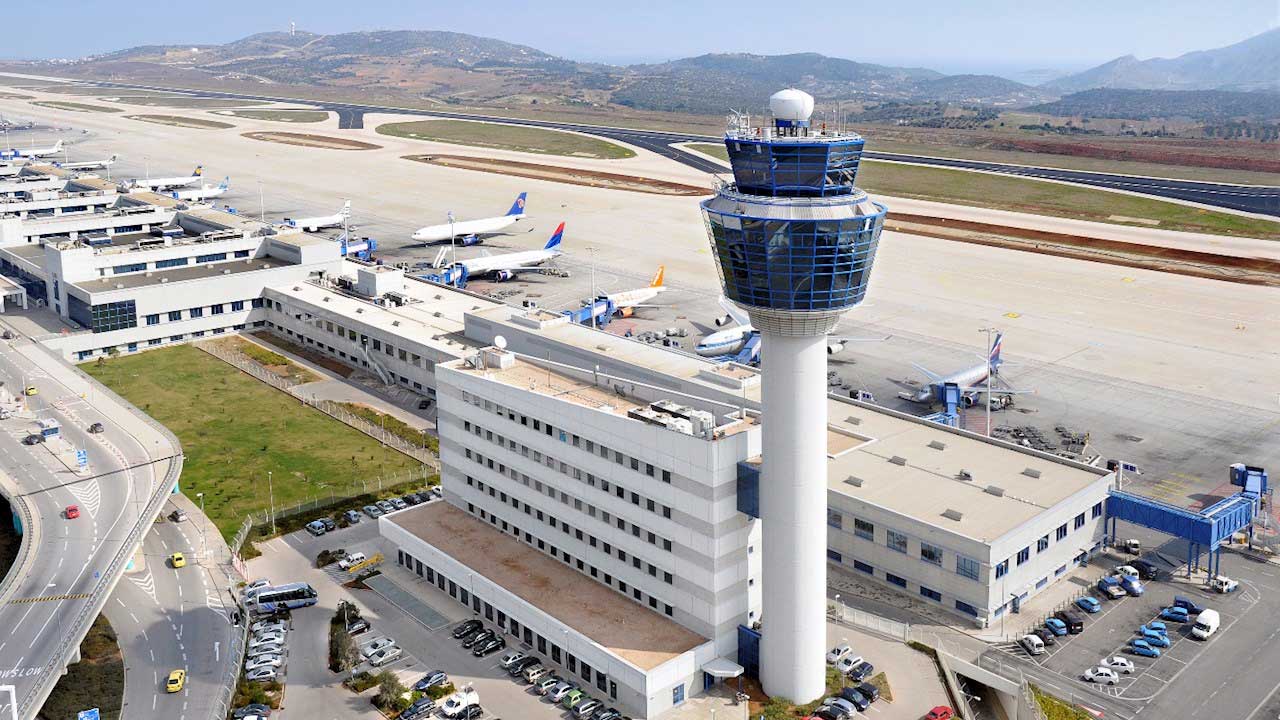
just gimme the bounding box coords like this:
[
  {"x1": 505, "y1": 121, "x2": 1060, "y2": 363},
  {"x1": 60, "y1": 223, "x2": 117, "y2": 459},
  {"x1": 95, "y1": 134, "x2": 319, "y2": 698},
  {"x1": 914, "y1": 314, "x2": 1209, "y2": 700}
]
[
  {"x1": 413, "y1": 214, "x2": 523, "y2": 243},
  {"x1": 287, "y1": 213, "x2": 344, "y2": 231},
  {"x1": 458, "y1": 248, "x2": 556, "y2": 277},
  {"x1": 695, "y1": 325, "x2": 754, "y2": 356},
  {"x1": 607, "y1": 286, "x2": 666, "y2": 310},
  {"x1": 138, "y1": 175, "x2": 202, "y2": 191}
]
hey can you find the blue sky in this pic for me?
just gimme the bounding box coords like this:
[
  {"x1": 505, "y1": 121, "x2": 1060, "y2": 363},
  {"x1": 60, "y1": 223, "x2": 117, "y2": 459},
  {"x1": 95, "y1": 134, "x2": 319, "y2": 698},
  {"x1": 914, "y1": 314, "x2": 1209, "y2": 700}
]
[{"x1": 9, "y1": 0, "x2": 1278, "y2": 76}]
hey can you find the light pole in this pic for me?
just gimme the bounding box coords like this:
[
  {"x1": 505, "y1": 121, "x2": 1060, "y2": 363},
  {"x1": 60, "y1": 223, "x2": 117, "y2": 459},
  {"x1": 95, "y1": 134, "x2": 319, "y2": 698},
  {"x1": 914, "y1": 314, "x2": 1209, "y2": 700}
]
[
  {"x1": 257, "y1": 178, "x2": 265, "y2": 222},
  {"x1": 978, "y1": 327, "x2": 998, "y2": 436},
  {"x1": 196, "y1": 492, "x2": 207, "y2": 559},
  {"x1": 267, "y1": 470, "x2": 275, "y2": 535},
  {"x1": 587, "y1": 246, "x2": 598, "y2": 330}
]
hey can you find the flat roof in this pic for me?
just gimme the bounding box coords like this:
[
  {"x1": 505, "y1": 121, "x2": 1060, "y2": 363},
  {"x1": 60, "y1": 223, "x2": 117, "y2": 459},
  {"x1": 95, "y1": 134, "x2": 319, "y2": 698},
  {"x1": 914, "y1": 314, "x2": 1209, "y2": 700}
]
[
  {"x1": 71, "y1": 256, "x2": 290, "y2": 292},
  {"x1": 824, "y1": 396, "x2": 1110, "y2": 543},
  {"x1": 453, "y1": 354, "x2": 644, "y2": 416},
  {"x1": 390, "y1": 501, "x2": 707, "y2": 670}
]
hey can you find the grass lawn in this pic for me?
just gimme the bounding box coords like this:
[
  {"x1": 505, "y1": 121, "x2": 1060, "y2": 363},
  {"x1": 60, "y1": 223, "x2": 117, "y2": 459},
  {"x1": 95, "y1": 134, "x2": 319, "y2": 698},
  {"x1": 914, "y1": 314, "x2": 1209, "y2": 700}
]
[
  {"x1": 858, "y1": 160, "x2": 1280, "y2": 239},
  {"x1": 686, "y1": 142, "x2": 728, "y2": 161},
  {"x1": 376, "y1": 119, "x2": 636, "y2": 159},
  {"x1": 84, "y1": 345, "x2": 423, "y2": 540},
  {"x1": 338, "y1": 402, "x2": 439, "y2": 454},
  {"x1": 222, "y1": 109, "x2": 329, "y2": 123},
  {"x1": 30, "y1": 100, "x2": 121, "y2": 113},
  {"x1": 1031, "y1": 684, "x2": 1092, "y2": 720},
  {"x1": 41, "y1": 614, "x2": 123, "y2": 720},
  {"x1": 127, "y1": 114, "x2": 234, "y2": 129}
]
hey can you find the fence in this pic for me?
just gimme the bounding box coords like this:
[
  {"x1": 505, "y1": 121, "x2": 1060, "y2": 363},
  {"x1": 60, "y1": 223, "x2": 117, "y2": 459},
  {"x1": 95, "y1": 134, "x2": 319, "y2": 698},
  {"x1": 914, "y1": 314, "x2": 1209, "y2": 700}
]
[
  {"x1": 211, "y1": 585, "x2": 249, "y2": 720},
  {"x1": 1019, "y1": 680, "x2": 1049, "y2": 720},
  {"x1": 827, "y1": 599, "x2": 911, "y2": 643},
  {"x1": 198, "y1": 341, "x2": 438, "y2": 468}
]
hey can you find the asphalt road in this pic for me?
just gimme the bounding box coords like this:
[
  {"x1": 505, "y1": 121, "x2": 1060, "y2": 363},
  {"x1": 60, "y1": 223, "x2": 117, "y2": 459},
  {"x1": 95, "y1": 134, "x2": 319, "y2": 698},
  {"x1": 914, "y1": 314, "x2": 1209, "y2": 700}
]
[
  {"x1": 75, "y1": 80, "x2": 1280, "y2": 216},
  {"x1": 0, "y1": 329, "x2": 181, "y2": 720},
  {"x1": 106, "y1": 506, "x2": 237, "y2": 720}
]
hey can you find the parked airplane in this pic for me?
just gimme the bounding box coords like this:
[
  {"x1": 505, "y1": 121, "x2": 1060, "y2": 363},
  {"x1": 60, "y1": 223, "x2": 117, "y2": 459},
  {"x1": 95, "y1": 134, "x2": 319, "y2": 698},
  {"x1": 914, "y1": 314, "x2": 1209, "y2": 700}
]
[
  {"x1": 50, "y1": 154, "x2": 119, "y2": 171},
  {"x1": 412, "y1": 192, "x2": 528, "y2": 245},
  {"x1": 605, "y1": 266, "x2": 666, "y2": 315},
  {"x1": 0, "y1": 139, "x2": 63, "y2": 161},
  {"x1": 695, "y1": 297, "x2": 882, "y2": 360},
  {"x1": 132, "y1": 166, "x2": 204, "y2": 192},
  {"x1": 168, "y1": 178, "x2": 229, "y2": 202},
  {"x1": 898, "y1": 332, "x2": 1018, "y2": 404},
  {"x1": 284, "y1": 200, "x2": 351, "y2": 231},
  {"x1": 443, "y1": 221, "x2": 563, "y2": 281}
]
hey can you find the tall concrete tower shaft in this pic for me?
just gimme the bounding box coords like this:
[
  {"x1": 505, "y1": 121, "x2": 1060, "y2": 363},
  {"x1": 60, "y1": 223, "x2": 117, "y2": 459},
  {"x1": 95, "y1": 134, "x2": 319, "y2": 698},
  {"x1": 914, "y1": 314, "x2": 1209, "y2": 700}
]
[{"x1": 701, "y1": 89, "x2": 887, "y2": 702}]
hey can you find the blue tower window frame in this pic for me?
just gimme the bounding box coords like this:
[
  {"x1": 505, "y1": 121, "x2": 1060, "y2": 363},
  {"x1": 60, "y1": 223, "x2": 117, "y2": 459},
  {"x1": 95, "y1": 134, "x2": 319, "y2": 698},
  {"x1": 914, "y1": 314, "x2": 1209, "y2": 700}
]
[{"x1": 726, "y1": 137, "x2": 865, "y2": 197}]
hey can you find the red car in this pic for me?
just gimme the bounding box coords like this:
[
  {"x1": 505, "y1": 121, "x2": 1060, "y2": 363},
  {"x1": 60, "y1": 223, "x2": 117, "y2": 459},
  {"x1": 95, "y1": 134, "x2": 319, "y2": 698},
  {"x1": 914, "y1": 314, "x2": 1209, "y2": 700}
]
[
  {"x1": 65, "y1": 505, "x2": 80, "y2": 519},
  {"x1": 926, "y1": 707, "x2": 955, "y2": 720}
]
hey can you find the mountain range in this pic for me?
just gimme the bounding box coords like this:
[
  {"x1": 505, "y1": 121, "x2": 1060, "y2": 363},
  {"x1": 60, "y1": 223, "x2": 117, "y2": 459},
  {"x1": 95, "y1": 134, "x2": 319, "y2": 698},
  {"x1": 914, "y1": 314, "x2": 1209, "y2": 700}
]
[{"x1": 11, "y1": 27, "x2": 1279, "y2": 118}]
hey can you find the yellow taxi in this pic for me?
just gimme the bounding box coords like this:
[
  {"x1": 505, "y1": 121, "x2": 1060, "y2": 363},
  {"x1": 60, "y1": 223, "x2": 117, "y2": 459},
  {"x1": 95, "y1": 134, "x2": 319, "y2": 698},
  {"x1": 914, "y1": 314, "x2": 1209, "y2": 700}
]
[
  {"x1": 169, "y1": 552, "x2": 186, "y2": 569},
  {"x1": 165, "y1": 668, "x2": 185, "y2": 693},
  {"x1": 24, "y1": 386, "x2": 37, "y2": 396}
]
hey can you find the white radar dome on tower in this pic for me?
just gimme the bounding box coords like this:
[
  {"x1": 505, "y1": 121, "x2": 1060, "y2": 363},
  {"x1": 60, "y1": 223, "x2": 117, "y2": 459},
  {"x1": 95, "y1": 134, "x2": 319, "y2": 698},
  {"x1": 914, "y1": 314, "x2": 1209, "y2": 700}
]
[{"x1": 769, "y1": 88, "x2": 815, "y2": 122}]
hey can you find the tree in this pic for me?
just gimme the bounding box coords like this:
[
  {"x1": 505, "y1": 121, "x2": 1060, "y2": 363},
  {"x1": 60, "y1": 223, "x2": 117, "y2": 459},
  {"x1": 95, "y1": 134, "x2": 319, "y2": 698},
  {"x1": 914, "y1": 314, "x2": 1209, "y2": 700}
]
[{"x1": 374, "y1": 670, "x2": 408, "y2": 710}]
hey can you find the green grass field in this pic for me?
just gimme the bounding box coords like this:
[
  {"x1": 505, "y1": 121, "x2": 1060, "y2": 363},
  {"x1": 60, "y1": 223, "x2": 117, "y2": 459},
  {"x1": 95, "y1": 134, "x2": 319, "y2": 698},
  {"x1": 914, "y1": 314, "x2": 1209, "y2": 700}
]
[
  {"x1": 30, "y1": 100, "x2": 121, "y2": 113},
  {"x1": 222, "y1": 109, "x2": 329, "y2": 123},
  {"x1": 127, "y1": 114, "x2": 235, "y2": 129},
  {"x1": 84, "y1": 345, "x2": 423, "y2": 539},
  {"x1": 376, "y1": 119, "x2": 636, "y2": 159},
  {"x1": 858, "y1": 160, "x2": 1280, "y2": 238},
  {"x1": 686, "y1": 142, "x2": 728, "y2": 161}
]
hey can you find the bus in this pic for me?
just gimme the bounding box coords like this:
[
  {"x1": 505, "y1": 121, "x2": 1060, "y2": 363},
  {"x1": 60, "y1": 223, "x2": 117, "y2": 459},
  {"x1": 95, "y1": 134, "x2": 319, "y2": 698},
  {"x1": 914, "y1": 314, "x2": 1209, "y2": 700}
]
[{"x1": 247, "y1": 582, "x2": 318, "y2": 614}]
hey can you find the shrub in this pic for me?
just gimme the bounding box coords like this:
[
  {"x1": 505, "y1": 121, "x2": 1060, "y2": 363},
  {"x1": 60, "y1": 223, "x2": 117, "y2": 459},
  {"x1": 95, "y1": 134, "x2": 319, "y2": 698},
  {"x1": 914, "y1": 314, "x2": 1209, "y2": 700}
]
[
  {"x1": 426, "y1": 682, "x2": 455, "y2": 700},
  {"x1": 345, "y1": 671, "x2": 378, "y2": 693},
  {"x1": 373, "y1": 670, "x2": 410, "y2": 711}
]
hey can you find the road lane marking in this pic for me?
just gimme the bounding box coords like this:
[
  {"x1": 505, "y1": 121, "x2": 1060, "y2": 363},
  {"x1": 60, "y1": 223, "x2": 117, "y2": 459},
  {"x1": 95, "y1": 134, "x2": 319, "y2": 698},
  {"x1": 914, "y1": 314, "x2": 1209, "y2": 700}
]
[{"x1": 6, "y1": 592, "x2": 91, "y2": 604}]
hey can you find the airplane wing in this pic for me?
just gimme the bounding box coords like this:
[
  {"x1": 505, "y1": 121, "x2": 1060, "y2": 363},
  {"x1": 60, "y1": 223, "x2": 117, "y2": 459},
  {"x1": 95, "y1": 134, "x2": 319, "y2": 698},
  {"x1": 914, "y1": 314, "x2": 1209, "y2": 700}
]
[
  {"x1": 827, "y1": 335, "x2": 892, "y2": 343},
  {"x1": 910, "y1": 362, "x2": 945, "y2": 383},
  {"x1": 717, "y1": 296, "x2": 751, "y2": 327}
]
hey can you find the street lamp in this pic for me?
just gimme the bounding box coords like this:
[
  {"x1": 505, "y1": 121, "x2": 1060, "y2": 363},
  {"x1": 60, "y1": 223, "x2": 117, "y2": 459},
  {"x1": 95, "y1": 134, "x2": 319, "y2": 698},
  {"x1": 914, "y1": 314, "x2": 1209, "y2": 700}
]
[
  {"x1": 586, "y1": 246, "x2": 598, "y2": 330},
  {"x1": 196, "y1": 492, "x2": 207, "y2": 559},
  {"x1": 267, "y1": 470, "x2": 275, "y2": 535},
  {"x1": 978, "y1": 327, "x2": 998, "y2": 436}
]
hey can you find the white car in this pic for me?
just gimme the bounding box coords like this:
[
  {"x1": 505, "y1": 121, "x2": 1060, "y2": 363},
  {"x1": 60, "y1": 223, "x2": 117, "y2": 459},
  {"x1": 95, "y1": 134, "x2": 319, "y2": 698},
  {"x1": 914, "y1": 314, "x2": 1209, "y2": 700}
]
[
  {"x1": 1113, "y1": 565, "x2": 1140, "y2": 578},
  {"x1": 245, "y1": 578, "x2": 272, "y2": 593},
  {"x1": 367, "y1": 645, "x2": 403, "y2": 667},
  {"x1": 1083, "y1": 666, "x2": 1120, "y2": 685},
  {"x1": 246, "y1": 643, "x2": 283, "y2": 659},
  {"x1": 826, "y1": 643, "x2": 853, "y2": 664},
  {"x1": 249, "y1": 632, "x2": 285, "y2": 649},
  {"x1": 1101, "y1": 656, "x2": 1135, "y2": 673},
  {"x1": 250, "y1": 619, "x2": 286, "y2": 635},
  {"x1": 360, "y1": 636, "x2": 395, "y2": 657},
  {"x1": 245, "y1": 654, "x2": 283, "y2": 671},
  {"x1": 338, "y1": 552, "x2": 367, "y2": 570},
  {"x1": 835, "y1": 654, "x2": 864, "y2": 673},
  {"x1": 245, "y1": 666, "x2": 278, "y2": 682}
]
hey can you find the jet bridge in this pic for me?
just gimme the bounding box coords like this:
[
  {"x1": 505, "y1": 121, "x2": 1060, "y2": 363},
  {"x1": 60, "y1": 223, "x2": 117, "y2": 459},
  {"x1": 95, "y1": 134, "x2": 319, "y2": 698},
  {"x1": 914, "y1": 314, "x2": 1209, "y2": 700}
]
[{"x1": 1106, "y1": 464, "x2": 1266, "y2": 581}]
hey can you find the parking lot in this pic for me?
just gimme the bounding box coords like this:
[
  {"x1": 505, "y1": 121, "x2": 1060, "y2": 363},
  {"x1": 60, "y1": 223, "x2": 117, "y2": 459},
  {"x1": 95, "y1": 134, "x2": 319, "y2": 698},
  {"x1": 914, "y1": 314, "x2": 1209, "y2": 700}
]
[
  {"x1": 995, "y1": 556, "x2": 1259, "y2": 702},
  {"x1": 824, "y1": 622, "x2": 951, "y2": 719}
]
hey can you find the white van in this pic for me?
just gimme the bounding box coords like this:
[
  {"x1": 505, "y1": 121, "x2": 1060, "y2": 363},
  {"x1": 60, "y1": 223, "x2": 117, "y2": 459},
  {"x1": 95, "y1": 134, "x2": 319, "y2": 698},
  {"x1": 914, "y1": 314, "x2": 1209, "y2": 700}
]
[
  {"x1": 1191, "y1": 608, "x2": 1220, "y2": 639},
  {"x1": 338, "y1": 552, "x2": 367, "y2": 570},
  {"x1": 1020, "y1": 634, "x2": 1046, "y2": 655}
]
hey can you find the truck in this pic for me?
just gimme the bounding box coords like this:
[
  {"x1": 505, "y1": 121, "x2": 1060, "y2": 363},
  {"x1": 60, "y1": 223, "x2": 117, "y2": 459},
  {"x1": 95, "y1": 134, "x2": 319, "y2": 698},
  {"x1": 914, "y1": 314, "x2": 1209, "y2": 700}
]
[
  {"x1": 1097, "y1": 576, "x2": 1126, "y2": 600},
  {"x1": 1209, "y1": 576, "x2": 1238, "y2": 593},
  {"x1": 1190, "y1": 608, "x2": 1220, "y2": 639}
]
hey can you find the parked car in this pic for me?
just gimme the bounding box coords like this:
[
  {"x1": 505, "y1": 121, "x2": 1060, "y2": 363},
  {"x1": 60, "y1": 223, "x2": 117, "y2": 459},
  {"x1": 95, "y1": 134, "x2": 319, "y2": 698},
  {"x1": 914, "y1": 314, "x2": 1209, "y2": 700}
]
[
  {"x1": 1119, "y1": 575, "x2": 1145, "y2": 596},
  {"x1": 1129, "y1": 639, "x2": 1161, "y2": 658},
  {"x1": 847, "y1": 660, "x2": 875, "y2": 682},
  {"x1": 430, "y1": 487, "x2": 443, "y2": 499},
  {"x1": 361, "y1": 636, "x2": 396, "y2": 657},
  {"x1": 1160, "y1": 606, "x2": 1190, "y2": 622},
  {"x1": 1210, "y1": 576, "x2": 1239, "y2": 593},
  {"x1": 575, "y1": 699, "x2": 603, "y2": 718},
  {"x1": 250, "y1": 619, "x2": 287, "y2": 635},
  {"x1": 473, "y1": 636, "x2": 506, "y2": 657},
  {"x1": 535, "y1": 676, "x2": 562, "y2": 695},
  {"x1": 22, "y1": 434, "x2": 43, "y2": 445},
  {"x1": 1102, "y1": 656, "x2": 1135, "y2": 673},
  {"x1": 509, "y1": 656, "x2": 541, "y2": 676},
  {"x1": 346, "y1": 618, "x2": 371, "y2": 636},
  {"x1": 1131, "y1": 559, "x2": 1161, "y2": 580},
  {"x1": 837, "y1": 687, "x2": 870, "y2": 711},
  {"x1": 1138, "y1": 628, "x2": 1170, "y2": 648},
  {"x1": 1114, "y1": 565, "x2": 1140, "y2": 577},
  {"x1": 820, "y1": 697, "x2": 857, "y2": 718},
  {"x1": 338, "y1": 552, "x2": 367, "y2": 570},
  {"x1": 397, "y1": 697, "x2": 436, "y2": 720},
  {"x1": 453, "y1": 619, "x2": 483, "y2": 639},
  {"x1": 499, "y1": 650, "x2": 526, "y2": 669},
  {"x1": 1173, "y1": 595, "x2": 1205, "y2": 615},
  {"x1": 812, "y1": 708, "x2": 844, "y2": 720},
  {"x1": 594, "y1": 708, "x2": 622, "y2": 720},
  {"x1": 368, "y1": 646, "x2": 403, "y2": 667},
  {"x1": 562, "y1": 690, "x2": 585, "y2": 709},
  {"x1": 826, "y1": 643, "x2": 853, "y2": 664},
  {"x1": 344, "y1": 510, "x2": 362, "y2": 524},
  {"x1": 320, "y1": 517, "x2": 337, "y2": 532},
  {"x1": 362, "y1": 504, "x2": 383, "y2": 518},
  {"x1": 1044, "y1": 618, "x2": 1068, "y2": 636},
  {"x1": 413, "y1": 670, "x2": 449, "y2": 691},
  {"x1": 233, "y1": 704, "x2": 272, "y2": 718},
  {"x1": 1083, "y1": 666, "x2": 1119, "y2": 685},
  {"x1": 926, "y1": 708, "x2": 955, "y2": 720},
  {"x1": 1032, "y1": 628, "x2": 1057, "y2": 646},
  {"x1": 250, "y1": 632, "x2": 285, "y2": 648},
  {"x1": 1097, "y1": 576, "x2": 1126, "y2": 600},
  {"x1": 245, "y1": 654, "x2": 283, "y2": 671},
  {"x1": 166, "y1": 669, "x2": 186, "y2": 693},
  {"x1": 246, "y1": 667, "x2": 278, "y2": 682},
  {"x1": 1076, "y1": 596, "x2": 1102, "y2": 613},
  {"x1": 461, "y1": 629, "x2": 494, "y2": 649},
  {"x1": 245, "y1": 578, "x2": 272, "y2": 593},
  {"x1": 549, "y1": 681, "x2": 579, "y2": 702},
  {"x1": 1020, "y1": 634, "x2": 1046, "y2": 656},
  {"x1": 1053, "y1": 610, "x2": 1085, "y2": 633},
  {"x1": 834, "y1": 653, "x2": 863, "y2": 675},
  {"x1": 525, "y1": 665, "x2": 550, "y2": 682},
  {"x1": 457, "y1": 706, "x2": 483, "y2": 720},
  {"x1": 168, "y1": 509, "x2": 188, "y2": 523},
  {"x1": 1191, "y1": 608, "x2": 1220, "y2": 639},
  {"x1": 404, "y1": 493, "x2": 424, "y2": 506},
  {"x1": 88, "y1": 422, "x2": 105, "y2": 433},
  {"x1": 390, "y1": 497, "x2": 408, "y2": 511},
  {"x1": 246, "y1": 643, "x2": 284, "y2": 659},
  {"x1": 855, "y1": 682, "x2": 880, "y2": 703},
  {"x1": 65, "y1": 505, "x2": 79, "y2": 519},
  {"x1": 1140, "y1": 621, "x2": 1167, "y2": 636},
  {"x1": 305, "y1": 520, "x2": 327, "y2": 536},
  {"x1": 376, "y1": 500, "x2": 395, "y2": 513}
]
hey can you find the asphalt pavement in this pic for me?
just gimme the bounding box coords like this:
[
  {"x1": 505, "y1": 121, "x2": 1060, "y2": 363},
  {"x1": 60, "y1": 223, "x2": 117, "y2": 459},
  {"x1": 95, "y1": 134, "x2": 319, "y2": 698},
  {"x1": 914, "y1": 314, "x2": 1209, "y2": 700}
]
[
  {"x1": 0, "y1": 326, "x2": 182, "y2": 720},
  {"x1": 75, "y1": 80, "x2": 1280, "y2": 216}
]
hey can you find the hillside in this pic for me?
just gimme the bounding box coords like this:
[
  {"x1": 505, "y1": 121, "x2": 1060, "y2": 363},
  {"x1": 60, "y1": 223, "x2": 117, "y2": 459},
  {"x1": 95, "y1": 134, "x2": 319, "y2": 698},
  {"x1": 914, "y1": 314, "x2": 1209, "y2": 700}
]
[
  {"x1": 1029, "y1": 88, "x2": 1280, "y2": 122},
  {"x1": 1046, "y1": 28, "x2": 1280, "y2": 93},
  {"x1": 32, "y1": 30, "x2": 1051, "y2": 113}
]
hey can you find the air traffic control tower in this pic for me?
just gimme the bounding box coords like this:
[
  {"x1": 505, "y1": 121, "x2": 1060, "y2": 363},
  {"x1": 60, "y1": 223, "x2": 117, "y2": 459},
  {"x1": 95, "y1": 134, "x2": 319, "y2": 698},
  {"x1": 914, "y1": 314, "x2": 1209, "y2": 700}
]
[{"x1": 701, "y1": 89, "x2": 887, "y2": 702}]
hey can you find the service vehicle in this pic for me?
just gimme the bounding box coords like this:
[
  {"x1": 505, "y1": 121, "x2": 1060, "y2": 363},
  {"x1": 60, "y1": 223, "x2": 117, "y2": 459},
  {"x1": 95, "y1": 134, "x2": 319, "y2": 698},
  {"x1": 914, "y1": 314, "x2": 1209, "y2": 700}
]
[
  {"x1": 1210, "y1": 576, "x2": 1238, "y2": 593},
  {"x1": 1191, "y1": 608, "x2": 1220, "y2": 639},
  {"x1": 1020, "y1": 634, "x2": 1045, "y2": 656}
]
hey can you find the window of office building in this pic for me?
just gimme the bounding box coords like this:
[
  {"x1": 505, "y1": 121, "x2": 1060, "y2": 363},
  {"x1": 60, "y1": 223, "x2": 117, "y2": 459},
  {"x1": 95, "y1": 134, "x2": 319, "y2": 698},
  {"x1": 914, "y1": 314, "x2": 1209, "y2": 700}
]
[
  {"x1": 1056, "y1": 524, "x2": 1068, "y2": 541},
  {"x1": 853, "y1": 517, "x2": 874, "y2": 541},
  {"x1": 1037, "y1": 535, "x2": 1049, "y2": 553},
  {"x1": 88, "y1": 300, "x2": 137, "y2": 333},
  {"x1": 156, "y1": 257, "x2": 188, "y2": 269},
  {"x1": 1016, "y1": 547, "x2": 1030, "y2": 565},
  {"x1": 146, "y1": 314, "x2": 159, "y2": 325},
  {"x1": 921, "y1": 542, "x2": 943, "y2": 566},
  {"x1": 827, "y1": 510, "x2": 842, "y2": 529},
  {"x1": 886, "y1": 529, "x2": 908, "y2": 553},
  {"x1": 1074, "y1": 512, "x2": 1085, "y2": 529},
  {"x1": 919, "y1": 586, "x2": 942, "y2": 602},
  {"x1": 956, "y1": 555, "x2": 979, "y2": 581},
  {"x1": 827, "y1": 549, "x2": 842, "y2": 563},
  {"x1": 112, "y1": 262, "x2": 146, "y2": 274},
  {"x1": 886, "y1": 573, "x2": 907, "y2": 588},
  {"x1": 196, "y1": 253, "x2": 226, "y2": 263},
  {"x1": 995, "y1": 560, "x2": 1009, "y2": 579},
  {"x1": 1091, "y1": 501, "x2": 1103, "y2": 519}
]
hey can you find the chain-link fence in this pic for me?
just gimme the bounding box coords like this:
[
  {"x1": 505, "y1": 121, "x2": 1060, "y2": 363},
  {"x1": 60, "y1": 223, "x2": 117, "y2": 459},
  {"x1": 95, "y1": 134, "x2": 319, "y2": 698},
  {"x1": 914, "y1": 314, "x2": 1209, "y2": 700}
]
[
  {"x1": 244, "y1": 467, "x2": 434, "y2": 528},
  {"x1": 211, "y1": 592, "x2": 249, "y2": 720},
  {"x1": 198, "y1": 341, "x2": 438, "y2": 468},
  {"x1": 826, "y1": 598, "x2": 911, "y2": 642}
]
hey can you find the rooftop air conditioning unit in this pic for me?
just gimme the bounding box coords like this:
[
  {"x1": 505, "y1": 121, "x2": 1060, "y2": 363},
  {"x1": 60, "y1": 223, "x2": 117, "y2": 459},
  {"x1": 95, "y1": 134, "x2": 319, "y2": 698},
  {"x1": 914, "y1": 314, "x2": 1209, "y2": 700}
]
[
  {"x1": 942, "y1": 509, "x2": 964, "y2": 522},
  {"x1": 1021, "y1": 468, "x2": 1042, "y2": 479},
  {"x1": 984, "y1": 485, "x2": 1005, "y2": 497},
  {"x1": 889, "y1": 456, "x2": 907, "y2": 466},
  {"x1": 928, "y1": 440, "x2": 946, "y2": 451}
]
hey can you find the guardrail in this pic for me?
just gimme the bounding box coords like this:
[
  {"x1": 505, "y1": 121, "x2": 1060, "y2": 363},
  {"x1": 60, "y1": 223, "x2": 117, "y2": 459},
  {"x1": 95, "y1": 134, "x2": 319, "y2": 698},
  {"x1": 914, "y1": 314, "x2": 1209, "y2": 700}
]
[
  {"x1": 16, "y1": 354, "x2": 185, "y2": 720},
  {"x1": 0, "y1": 477, "x2": 36, "y2": 608}
]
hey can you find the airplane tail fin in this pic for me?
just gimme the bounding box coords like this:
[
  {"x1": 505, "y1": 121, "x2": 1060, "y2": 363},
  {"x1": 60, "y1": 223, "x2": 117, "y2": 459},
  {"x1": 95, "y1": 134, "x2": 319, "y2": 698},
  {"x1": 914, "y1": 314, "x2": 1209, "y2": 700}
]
[
  {"x1": 220, "y1": 177, "x2": 230, "y2": 190},
  {"x1": 650, "y1": 266, "x2": 665, "y2": 288},
  {"x1": 544, "y1": 222, "x2": 564, "y2": 250},
  {"x1": 507, "y1": 192, "x2": 528, "y2": 217},
  {"x1": 53, "y1": 140, "x2": 63, "y2": 151},
  {"x1": 340, "y1": 200, "x2": 352, "y2": 217},
  {"x1": 193, "y1": 165, "x2": 203, "y2": 177},
  {"x1": 989, "y1": 332, "x2": 1004, "y2": 369}
]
